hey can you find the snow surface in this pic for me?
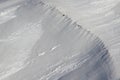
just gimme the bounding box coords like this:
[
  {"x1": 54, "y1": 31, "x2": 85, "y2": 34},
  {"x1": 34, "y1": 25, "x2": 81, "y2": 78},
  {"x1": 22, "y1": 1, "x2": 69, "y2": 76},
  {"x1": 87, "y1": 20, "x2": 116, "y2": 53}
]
[{"x1": 0, "y1": 0, "x2": 119, "y2": 80}]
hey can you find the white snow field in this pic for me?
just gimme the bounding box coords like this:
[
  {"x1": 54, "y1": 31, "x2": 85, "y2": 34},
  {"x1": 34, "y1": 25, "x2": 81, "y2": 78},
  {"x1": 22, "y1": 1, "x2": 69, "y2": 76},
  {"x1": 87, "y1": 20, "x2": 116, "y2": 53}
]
[
  {"x1": 0, "y1": 0, "x2": 119, "y2": 80},
  {"x1": 42, "y1": 0, "x2": 120, "y2": 79}
]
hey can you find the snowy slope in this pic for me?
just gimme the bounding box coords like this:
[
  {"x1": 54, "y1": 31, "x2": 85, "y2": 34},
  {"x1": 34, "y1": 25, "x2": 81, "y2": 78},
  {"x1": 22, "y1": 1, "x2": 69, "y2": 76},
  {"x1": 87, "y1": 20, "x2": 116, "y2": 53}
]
[{"x1": 0, "y1": 0, "x2": 118, "y2": 80}]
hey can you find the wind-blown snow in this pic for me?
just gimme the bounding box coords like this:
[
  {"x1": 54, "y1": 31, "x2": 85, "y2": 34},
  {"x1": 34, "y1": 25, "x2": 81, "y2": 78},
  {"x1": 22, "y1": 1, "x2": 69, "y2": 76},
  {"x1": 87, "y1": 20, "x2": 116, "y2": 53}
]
[
  {"x1": 0, "y1": 0, "x2": 116, "y2": 80},
  {"x1": 41, "y1": 0, "x2": 120, "y2": 79}
]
